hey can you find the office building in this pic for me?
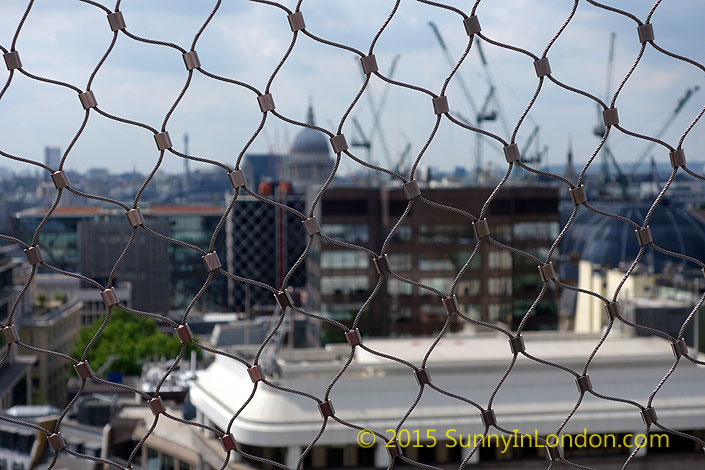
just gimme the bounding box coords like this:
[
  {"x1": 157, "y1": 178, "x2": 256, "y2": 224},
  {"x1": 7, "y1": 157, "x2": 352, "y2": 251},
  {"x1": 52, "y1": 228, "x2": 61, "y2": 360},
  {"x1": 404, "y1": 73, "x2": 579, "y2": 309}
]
[
  {"x1": 14, "y1": 205, "x2": 228, "y2": 312},
  {"x1": 225, "y1": 186, "x2": 308, "y2": 314},
  {"x1": 78, "y1": 217, "x2": 170, "y2": 313},
  {"x1": 17, "y1": 298, "x2": 83, "y2": 406},
  {"x1": 43, "y1": 147, "x2": 61, "y2": 171},
  {"x1": 32, "y1": 273, "x2": 132, "y2": 326},
  {"x1": 243, "y1": 153, "x2": 286, "y2": 188},
  {"x1": 0, "y1": 245, "x2": 35, "y2": 410},
  {"x1": 311, "y1": 184, "x2": 561, "y2": 337},
  {"x1": 13, "y1": 206, "x2": 103, "y2": 271}
]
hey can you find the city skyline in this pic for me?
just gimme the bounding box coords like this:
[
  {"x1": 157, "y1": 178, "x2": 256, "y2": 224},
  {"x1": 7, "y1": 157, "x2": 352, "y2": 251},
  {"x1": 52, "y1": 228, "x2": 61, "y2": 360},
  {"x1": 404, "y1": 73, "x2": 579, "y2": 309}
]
[
  {"x1": 0, "y1": 0, "x2": 703, "y2": 177},
  {"x1": 1, "y1": 2, "x2": 705, "y2": 468}
]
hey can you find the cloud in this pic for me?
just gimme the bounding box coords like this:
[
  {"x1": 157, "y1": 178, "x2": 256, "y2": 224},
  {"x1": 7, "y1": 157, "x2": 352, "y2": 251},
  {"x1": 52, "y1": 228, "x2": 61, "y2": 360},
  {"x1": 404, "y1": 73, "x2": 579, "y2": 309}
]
[{"x1": 0, "y1": 0, "x2": 703, "y2": 176}]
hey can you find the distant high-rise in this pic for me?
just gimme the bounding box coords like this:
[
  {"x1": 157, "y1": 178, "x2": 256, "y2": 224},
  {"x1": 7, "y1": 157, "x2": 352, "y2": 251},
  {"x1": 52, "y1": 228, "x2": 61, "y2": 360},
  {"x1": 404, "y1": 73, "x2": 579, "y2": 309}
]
[
  {"x1": 225, "y1": 186, "x2": 308, "y2": 314},
  {"x1": 242, "y1": 153, "x2": 285, "y2": 187},
  {"x1": 565, "y1": 137, "x2": 576, "y2": 182},
  {"x1": 78, "y1": 218, "x2": 170, "y2": 313},
  {"x1": 183, "y1": 132, "x2": 190, "y2": 192},
  {"x1": 44, "y1": 146, "x2": 61, "y2": 170},
  {"x1": 14, "y1": 206, "x2": 228, "y2": 312},
  {"x1": 0, "y1": 245, "x2": 34, "y2": 409}
]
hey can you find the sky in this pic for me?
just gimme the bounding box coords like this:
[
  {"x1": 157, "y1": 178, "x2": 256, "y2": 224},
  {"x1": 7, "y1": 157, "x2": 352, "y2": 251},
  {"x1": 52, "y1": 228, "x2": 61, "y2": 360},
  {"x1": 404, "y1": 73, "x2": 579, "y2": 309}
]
[{"x1": 0, "y1": 0, "x2": 704, "y2": 178}]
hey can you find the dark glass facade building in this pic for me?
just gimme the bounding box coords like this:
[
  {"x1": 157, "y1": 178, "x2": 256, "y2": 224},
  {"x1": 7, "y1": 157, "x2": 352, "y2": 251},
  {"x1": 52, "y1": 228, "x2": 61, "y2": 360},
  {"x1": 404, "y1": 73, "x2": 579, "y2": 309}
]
[
  {"x1": 225, "y1": 190, "x2": 308, "y2": 313},
  {"x1": 13, "y1": 206, "x2": 228, "y2": 313}
]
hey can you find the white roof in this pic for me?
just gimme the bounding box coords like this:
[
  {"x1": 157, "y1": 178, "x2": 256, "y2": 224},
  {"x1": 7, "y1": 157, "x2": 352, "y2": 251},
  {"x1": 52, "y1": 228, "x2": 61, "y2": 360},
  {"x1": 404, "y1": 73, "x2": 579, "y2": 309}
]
[{"x1": 190, "y1": 332, "x2": 705, "y2": 447}]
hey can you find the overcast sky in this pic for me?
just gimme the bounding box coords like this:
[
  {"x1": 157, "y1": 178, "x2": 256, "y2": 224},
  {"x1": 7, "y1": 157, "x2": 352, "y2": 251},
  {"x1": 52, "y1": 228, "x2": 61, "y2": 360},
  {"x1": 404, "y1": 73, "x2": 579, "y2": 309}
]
[{"x1": 1, "y1": 0, "x2": 704, "y2": 178}]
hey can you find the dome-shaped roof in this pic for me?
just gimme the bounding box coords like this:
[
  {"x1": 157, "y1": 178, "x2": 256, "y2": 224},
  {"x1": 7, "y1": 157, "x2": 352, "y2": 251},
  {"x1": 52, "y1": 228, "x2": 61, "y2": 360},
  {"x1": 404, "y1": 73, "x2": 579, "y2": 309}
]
[
  {"x1": 560, "y1": 199, "x2": 705, "y2": 271},
  {"x1": 290, "y1": 104, "x2": 329, "y2": 159}
]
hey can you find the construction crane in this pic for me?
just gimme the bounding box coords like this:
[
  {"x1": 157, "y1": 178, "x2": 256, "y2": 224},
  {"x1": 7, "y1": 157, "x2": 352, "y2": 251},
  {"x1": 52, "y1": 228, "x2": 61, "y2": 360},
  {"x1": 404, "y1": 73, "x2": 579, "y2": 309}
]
[
  {"x1": 593, "y1": 33, "x2": 699, "y2": 198},
  {"x1": 353, "y1": 117, "x2": 413, "y2": 175},
  {"x1": 593, "y1": 32, "x2": 617, "y2": 187},
  {"x1": 393, "y1": 128, "x2": 413, "y2": 175},
  {"x1": 428, "y1": 22, "x2": 541, "y2": 179},
  {"x1": 629, "y1": 85, "x2": 700, "y2": 175},
  {"x1": 603, "y1": 146, "x2": 630, "y2": 199},
  {"x1": 591, "y1": 32, "x2": 630, "y2": 199},
  {"x1": 474, "y1": 40, "x2": 511, "y2": 138},
  {"x1": 352, "y1": 54, "x2": 401, "y2": 172},
  {"x1": 429, "y1": 21, "x2": 496, "y2": 178},
  {"x1": 350, "y1": 116, "x2": 372, "y2": 164},
  {"x1": 650, "y1": 155, "x2": 660, "y2": 185},
  {"x1": 451, "y1": 110, "x2": 504, "y2": 160},
  {"x1": 520, "y1": 125, "x2": 548, "y2": 164},
  {"x1": 428, "y1": 22, "x2": 480, "y2": 119},
  {"x1": 398, "y1": 141, "x2": 412, "y2": 171}
]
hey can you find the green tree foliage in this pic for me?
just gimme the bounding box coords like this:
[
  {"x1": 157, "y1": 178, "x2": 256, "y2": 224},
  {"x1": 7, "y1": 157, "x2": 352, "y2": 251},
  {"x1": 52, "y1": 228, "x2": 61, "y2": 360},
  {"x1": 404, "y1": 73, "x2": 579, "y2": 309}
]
[{"x1": 72, "y1": 306, "x2": 199, "y2": 376}]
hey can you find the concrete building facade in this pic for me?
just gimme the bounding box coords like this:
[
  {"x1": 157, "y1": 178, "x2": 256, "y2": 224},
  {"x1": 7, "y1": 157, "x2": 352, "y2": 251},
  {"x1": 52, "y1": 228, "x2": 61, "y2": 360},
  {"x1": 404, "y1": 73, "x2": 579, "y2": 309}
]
[
  {"x1": 17, "y1": 299, "x2": 83, "y2": 406},
  {"x1": 0, "y1": 246, "x2": 35, "y2": 410}
]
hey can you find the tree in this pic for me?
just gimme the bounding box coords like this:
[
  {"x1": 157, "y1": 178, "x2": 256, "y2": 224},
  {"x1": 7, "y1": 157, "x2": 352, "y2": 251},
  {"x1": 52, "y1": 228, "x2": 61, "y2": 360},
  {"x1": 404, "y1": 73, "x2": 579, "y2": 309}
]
[{"x1": 72, "y1": 306, "x2": 199, "y2": 376}]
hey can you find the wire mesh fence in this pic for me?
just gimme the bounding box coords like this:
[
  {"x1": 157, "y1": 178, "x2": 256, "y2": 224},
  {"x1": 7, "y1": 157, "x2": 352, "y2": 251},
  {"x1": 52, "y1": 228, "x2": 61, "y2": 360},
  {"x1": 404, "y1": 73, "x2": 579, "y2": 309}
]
[{"x1": 1, "y1": 0, "x2": 705, "y2": 469}]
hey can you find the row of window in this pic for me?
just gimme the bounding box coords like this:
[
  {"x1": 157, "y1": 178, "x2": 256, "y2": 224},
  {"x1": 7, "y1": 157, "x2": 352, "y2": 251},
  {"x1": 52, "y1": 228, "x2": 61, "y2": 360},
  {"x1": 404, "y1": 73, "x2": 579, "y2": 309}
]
[
  {"x1": 320, "y1": 251, "x2": 492, "y2": 271},
  {"x1": 322, "y1": 302, "x2": 514, "y2": 322},
  {"x1": 146, "y1": 448, "x2": 193, "y2": 470},
  {"x1": 319, "y1": 222, "x2": 559, "y2": 246},
  {"x1": 320, "y1": 276, "x2": 513, "y2": 296}
]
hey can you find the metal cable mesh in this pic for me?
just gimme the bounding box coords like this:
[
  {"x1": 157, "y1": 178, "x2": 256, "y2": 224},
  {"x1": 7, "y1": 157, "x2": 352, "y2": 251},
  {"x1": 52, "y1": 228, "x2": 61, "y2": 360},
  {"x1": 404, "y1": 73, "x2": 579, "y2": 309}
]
[{"x1": 1, "y1": 0, "x2": 704, "y2": 469}]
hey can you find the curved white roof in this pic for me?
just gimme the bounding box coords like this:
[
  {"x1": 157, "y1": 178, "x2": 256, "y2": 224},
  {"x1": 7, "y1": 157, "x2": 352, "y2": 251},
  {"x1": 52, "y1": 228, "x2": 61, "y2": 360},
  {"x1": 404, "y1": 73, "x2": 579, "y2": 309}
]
[{"x1": 190, "y1": 333, "x2": 705, "y2": 447}]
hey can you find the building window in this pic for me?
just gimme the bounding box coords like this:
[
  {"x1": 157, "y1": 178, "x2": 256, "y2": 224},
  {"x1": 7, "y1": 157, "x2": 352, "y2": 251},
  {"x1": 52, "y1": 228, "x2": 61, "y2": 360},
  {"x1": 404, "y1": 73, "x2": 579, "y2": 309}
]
[
  {"x1": 322, "y1": 199, "x2": 368, "y2": 216},
  {"x1": 492, "y1": 224, "x2": 512, "y2": 242},
  {"x1": 323, "y1": 303, "x2": 361, "y2": 321},
  {"x1": 419, "y1": 252, "x2": 476, "y2": 271},
  {"x1": 512, "y1": 221, "x2": 559, "y2": 241},
  {"x1": 488, "y1": 250, "x2": 512, "y2": 270},
  {"x1": 460, "y1": 303, "x2": 481, "y2": 320},
  {"x1": 420, "y1": 303, "x2": 447, "y2": 316},
  {"x1": 389, "y1": 306, "x2": 412, "y2": 322},
  {"x1": 419, "y1": 225, "x2": 473, "y2": 244},
  {"x1": 386, "y1": 225, "x2": 412, "y2": 243},
  {"x1": 162, "y1": 454, "x2": 175, "y2": 470},
  {"x1": 326, "y1": 447, "x2": 345, "y2": 468},
  {"x1": 320, "y1": 275, "x2": 369, "y2": 295},
  {"x1": 512, "y1": 247, "x2": 549, "y2": 267},
  {"x1": 513, "y1": 273, "x2": 541, "y2": 294},
  {"x1": 320, "y1": 250, "x2": 369, "y2": 269},
  {"x1": 321, "y1": 224, "x2": 369, "y2": 244},
  {"x1": 457, "y1": 279, "x2": 481, "y2": 297},
  {"x1": 419, "y1": 253, "x2": 454, "y2": 271},
  {"x1": 388, "y1": 253, "x2": 412, "y2": 271},
  {"x1": 418, "y1": 277, "x2": 453, "y2": 295},
  {"x1": 488, "y1": 303, "x2": 512, "y2": 322},
  {"x1": 146, "y1": 448, "x2": 158, "y2": 468},
  {"x1": 488, "y1": 277, "x2": 512, "y2": 296},
  {"x1": 387, "y1": 278, "x2": 413, "y2": 296}
]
